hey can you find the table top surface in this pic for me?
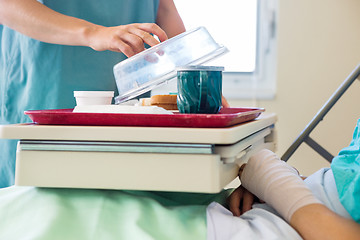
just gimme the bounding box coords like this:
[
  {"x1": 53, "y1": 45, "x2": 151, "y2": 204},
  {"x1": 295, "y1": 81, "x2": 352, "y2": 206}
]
[{"x1": 0, "y1": 113, "x2": 276, "y2": 144}]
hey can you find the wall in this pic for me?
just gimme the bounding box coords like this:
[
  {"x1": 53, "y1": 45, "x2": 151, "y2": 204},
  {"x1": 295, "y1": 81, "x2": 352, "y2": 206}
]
[{"x1": 229, "y1": 0, "x2": 360, "y2": 176}]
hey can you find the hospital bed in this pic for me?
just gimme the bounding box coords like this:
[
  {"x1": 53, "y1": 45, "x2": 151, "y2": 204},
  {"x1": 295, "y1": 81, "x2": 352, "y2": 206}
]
[{"x1": 0, "y1": 111, "x2": 279, "y2": 239}]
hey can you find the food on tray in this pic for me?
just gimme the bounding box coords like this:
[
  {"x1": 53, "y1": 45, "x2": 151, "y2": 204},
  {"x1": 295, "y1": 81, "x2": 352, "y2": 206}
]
[
  {"x1": 139, "y1": 98, "x2": 152, "y2": 107},
  {"x1": 140, "y1": 94, "x2": 178, "y2": 110},
  {"x1": 73, "y1": 105, "x2": 173, "y2": 114}
]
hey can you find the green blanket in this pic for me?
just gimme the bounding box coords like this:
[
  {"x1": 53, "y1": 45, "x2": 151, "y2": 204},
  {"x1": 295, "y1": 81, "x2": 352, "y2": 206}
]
[{"x1": 0, "y1": 186, "x2": 229, "y2": 240}]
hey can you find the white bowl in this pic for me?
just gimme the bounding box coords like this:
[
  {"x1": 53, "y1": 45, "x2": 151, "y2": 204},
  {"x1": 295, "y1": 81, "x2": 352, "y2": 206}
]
[{"x1": 74, "y1": 91, "x2": 114, "y2": 106}]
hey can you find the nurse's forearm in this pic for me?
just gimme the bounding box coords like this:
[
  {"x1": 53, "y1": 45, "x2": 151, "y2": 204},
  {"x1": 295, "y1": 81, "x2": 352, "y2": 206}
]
[
  {"x1": 0, "y1": 0, "x2": 97, "y2": 47},
  {"x1": 156, "y1": 0, "x2": 186, "y2": 38},
  {"x1": 0, "y1": 0, "x2": 169, "y2": 56}
]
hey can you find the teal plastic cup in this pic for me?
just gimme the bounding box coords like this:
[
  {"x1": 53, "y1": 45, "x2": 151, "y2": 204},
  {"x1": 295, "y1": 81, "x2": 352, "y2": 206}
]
[{"x1": 176, "y1": 66, "x2": 224, "y2": 114}]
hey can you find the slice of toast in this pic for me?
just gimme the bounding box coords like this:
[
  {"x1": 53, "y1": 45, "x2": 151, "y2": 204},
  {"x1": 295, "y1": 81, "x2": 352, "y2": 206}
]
[{"x1": 140, "y1": 95, "x2": 178, "y2": 110}]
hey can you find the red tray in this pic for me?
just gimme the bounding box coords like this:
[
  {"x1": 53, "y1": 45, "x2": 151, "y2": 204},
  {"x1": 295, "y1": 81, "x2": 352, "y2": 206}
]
[{"x1": 24, "y1": 107, "x2": 265, "y2": 128}]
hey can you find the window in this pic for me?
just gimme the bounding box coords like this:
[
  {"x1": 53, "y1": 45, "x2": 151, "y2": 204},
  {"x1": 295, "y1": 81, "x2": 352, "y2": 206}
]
[{"x1": 153, "y1": 0, "x2": 278, "y2": 99}]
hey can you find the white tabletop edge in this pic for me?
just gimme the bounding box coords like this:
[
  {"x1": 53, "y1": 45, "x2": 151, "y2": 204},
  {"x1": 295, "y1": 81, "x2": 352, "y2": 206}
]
[{"x1": 0, "y1": 113, "x2": 277, "y2": 144}]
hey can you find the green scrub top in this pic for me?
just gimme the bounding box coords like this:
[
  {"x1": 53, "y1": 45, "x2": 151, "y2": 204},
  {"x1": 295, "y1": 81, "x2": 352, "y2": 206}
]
[
  {"x1": 331, "y1": 118, "x2": 360, "y2": 223},
  {"x1": 0, "y1": 0, "x2": 159, "y2": 187}
]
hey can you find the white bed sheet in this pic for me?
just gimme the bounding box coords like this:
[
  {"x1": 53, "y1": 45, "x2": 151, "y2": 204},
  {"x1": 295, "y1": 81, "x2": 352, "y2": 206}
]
[{"x1": 206, "y1": 168, "x2": 352, "y2": 240}]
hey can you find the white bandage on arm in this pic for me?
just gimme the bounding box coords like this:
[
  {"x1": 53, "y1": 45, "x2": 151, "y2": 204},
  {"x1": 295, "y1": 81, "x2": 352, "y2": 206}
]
[{"x1": 240, "y1": 149, "x2": 322, "y2": 222}]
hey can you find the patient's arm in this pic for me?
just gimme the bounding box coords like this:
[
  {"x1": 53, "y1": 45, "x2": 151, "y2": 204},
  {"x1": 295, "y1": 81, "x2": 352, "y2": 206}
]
[
  {"x1": 291, "y1": 204, "x2": 360, "y2": 240},
  {"x1": 235, "y1": 149, "x2": 360, "y2": 239}
]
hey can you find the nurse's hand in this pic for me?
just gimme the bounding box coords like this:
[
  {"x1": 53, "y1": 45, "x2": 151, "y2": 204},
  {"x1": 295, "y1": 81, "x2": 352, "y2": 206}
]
[
  {"x1": 0, "y1": 1, "x2": 171, "y2": 57},
  {"x1": 87, "y1": 23, "x2": 168, "y2": 57}
]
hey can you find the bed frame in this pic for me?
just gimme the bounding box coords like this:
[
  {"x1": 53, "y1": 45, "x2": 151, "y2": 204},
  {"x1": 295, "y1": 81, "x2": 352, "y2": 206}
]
[{"x1": 282, "y1": 63, "x2": 360, "y2": 162}]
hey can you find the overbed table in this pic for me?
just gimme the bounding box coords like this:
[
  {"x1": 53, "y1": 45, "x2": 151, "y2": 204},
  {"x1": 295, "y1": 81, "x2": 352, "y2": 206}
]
[{"x1": 0, "y1": 113, "x2": 277, "y2": 193}]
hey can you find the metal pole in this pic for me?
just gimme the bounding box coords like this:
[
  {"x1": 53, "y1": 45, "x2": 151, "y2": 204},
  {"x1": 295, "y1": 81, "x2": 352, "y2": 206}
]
[
  {"x1": 304, "y1": 136, "x2": 334, "y2": 162},
  {"x1": 282, "y1": 64, "x2": 360, "y2": 161}
]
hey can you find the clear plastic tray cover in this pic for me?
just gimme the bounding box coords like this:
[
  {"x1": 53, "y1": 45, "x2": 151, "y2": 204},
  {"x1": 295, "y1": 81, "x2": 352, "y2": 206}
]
[{"x1": 113, "y1": 27, "x2": 228, "y2": 103}]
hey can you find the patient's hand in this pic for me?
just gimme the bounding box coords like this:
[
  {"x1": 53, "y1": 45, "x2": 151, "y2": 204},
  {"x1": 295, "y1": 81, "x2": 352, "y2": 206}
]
[
  {"x1": 227, "y1": 185, "x2": 259, "y2": 216},
  {"x1": 228, "y1": 164, "x2": 263, "y2": 216}
]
